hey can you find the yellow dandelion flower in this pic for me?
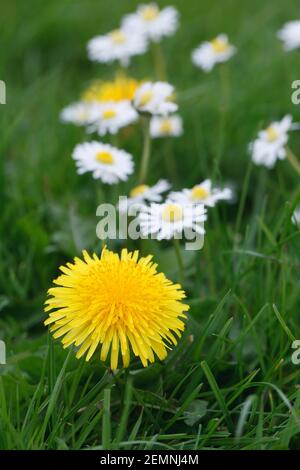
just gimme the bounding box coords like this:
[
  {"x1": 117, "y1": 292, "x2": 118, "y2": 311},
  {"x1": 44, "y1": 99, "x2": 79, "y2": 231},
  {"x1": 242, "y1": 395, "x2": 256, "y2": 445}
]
[
  {"x1": 82, "y1": 74, "x2": 141, "y2": 103},
  {"x1": 44, "y1": 248, "x2": 189, "y2": 370}
]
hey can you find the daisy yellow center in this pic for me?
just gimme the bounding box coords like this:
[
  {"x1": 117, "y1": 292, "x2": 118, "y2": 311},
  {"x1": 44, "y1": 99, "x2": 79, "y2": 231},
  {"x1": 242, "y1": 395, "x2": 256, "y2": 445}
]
[
  {"x1": 95, "y1": 151, "x2": 114, "y2": 165},
  {"x1": 44, "y1": 248, "x2": 189, "y2": 370},
  {"x1": 139, "y1": 90, "x2": 153, "y2": 106},
  {"x1": 162, "y1": 204, "x2": 183, "y2": 222},
  {"x1": 102, "y1": 109, "x2": 117, "y2": 119},
  {"x1": 82, "y1": 75, "x2": 140, "y2": 103},
  {"x1": 211, "y1": 37, "x2": 230, "y2": 54},
  {"x1": 266, "y1": 126, "x2": 279, "y2": 142},
  {"x1": 160, "y1": 119, "x2": 172, "y2": 134},
  {"x1": 191, "y1": 186, "x2": 209, "y2": 200},
  {"x1": 130, "y1": 184, "x2": 150, "y2": 198},
  {"x1": 110, "y1": 29, "x2": 126, "y2": 44},
  {"x1": 141, "y1": 5, "x2": 159, "y2": 21}
]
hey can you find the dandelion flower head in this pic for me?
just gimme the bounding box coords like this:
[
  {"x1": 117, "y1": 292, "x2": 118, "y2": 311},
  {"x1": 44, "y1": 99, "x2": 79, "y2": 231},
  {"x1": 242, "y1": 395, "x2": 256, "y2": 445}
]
[{"x1": 44, "y1": 248, "x2": 189, "y2": 370}]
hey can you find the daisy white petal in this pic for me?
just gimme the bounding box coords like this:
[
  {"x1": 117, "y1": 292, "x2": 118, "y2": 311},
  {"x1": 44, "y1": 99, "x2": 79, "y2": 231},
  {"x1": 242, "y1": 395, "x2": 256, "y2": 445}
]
[
  {"x1": 72, "y1": 142, "x2": 134, "y2": 184},
  {"x1": 122, "y1": 3, "x2": 179, "y2": 43},
  {"x1": 192, "y1": 34, "x2": 236, "y2": 72},
  {"x1": 169, "y1": 179, "x2": 232, "y2": 207},
  {"x1": 134, "y1": 81, "x2": 177, "y2": 115},
  {"x1": 138, "y1": 202, "x2": 207, "y2": 240},
  {"x1": 118, "y1": 179, "x2": 171, "y2": 213},
  {"x1": 87, "y1": 28, "x2": 148, "y2": 66},
  {"x1": 249, "y1": 115, "x2": 293, "y2": 168},
  {"x1": 60, "y1": 102, "x2": 94, "y2": 126},
  {"x1": 277, "y1": 21, "x2": 300, "y2": 51},
  {"x1": 87, "y1": 101, "x2": 138, "y2": 136},
  {"x1": 150, "y1": 114, "x2": 183, "y2": 137}
]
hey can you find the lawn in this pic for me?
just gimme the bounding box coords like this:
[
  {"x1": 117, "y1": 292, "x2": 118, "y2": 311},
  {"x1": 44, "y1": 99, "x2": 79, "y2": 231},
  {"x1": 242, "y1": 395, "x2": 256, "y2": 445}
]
[{"x1": 1, "y1": 0, "x2": 300, "y2": 451}]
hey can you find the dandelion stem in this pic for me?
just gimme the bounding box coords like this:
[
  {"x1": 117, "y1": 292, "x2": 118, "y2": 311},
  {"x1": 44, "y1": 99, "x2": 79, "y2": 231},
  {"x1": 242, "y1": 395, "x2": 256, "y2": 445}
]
[
  {"x1": 286, "y1": 146, "x2": 300, "y2": 176},
  {"x1": 139, "y1": 116, "x2": 152, "y2": 183},
  {"x1": 173, "y1": 238, "x2": 184, "y2": 285},
  {"x1": 102, "y1": 388, "x2": 112, "y2": 450}
]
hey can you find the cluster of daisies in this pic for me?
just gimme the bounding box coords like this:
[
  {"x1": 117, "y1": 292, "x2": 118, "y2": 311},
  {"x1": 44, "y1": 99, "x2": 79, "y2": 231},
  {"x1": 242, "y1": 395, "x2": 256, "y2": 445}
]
[
  {"x1": 119, "y1": 179, "x2": 232, "y2": 241},
  {"x1": 45, "y1": 5, "x2": 300, "y2": 371},
  {"x1": 61, "y1": 2, "x2": 233, "y2": 243},
  {"x1": 69, "y1": 79, "x2": 182, "y2": 185},
  {"x1": 61, "y1": 2, "x2": 182, "y2": 140},
  {"x1": 190, "y1": 20, "x2": 300, "y2": 225},
  {"x1": 61, "y1": 77, "x2": 182, "y2": 140}
]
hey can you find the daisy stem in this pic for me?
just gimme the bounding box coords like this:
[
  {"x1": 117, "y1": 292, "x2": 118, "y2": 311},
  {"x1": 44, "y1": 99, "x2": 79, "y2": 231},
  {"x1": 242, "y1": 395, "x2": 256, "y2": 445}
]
[
  {"x1": 214, "y1": 63, "x2": 230, "y2": 177},
  {"x1": 164, "y1": 139, "x2": 179, "y2": 185},
  {"x1": 139, "y1": 116, "x2": 152, "y2": 183},
  {"x1": 152, "y1": 42, "x2": 167, "y2": 81},
  {"x1": 286, "y1": 146, "x2": 300, "y2": 176},
  {"x1": 96, "y1": 184, "x2": 104, "y2": 205},
  {"x1": 173, "y1": 238, "x2": 184, "y2": 285},
  {"x1": 219, "y1": 63, "x2": 230, "y2": 112}
]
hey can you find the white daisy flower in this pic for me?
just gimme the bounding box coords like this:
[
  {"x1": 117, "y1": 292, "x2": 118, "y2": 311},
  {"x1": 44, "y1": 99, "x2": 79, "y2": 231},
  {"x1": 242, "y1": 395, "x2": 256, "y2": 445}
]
[
  {"x1": 60, "y1": 102, "x2": 93, "y2": 126},
  {"x1": 138, "y1": 201, "x2": 207, "y2": 240},
  {"x1": 122, "y1": 3, "x2": 179, "y2": 43},
  {"x1": 192, "y1": 34, "x2": 236, "y2": 72},
  {"x1": 169, "y1": 179, "x2": 232, "y2": 207},
  {"x1": 150, "y1": 114, "x2": 183, "y2": 138},
  {"x1": 292, "y1": 207, "x2": 300, "y2": 227},
  {"x1": 118, "y1": 179, "x2": 171, "y2": 213},
  {"x1": 72, "y1": 142, "x2": 134, "y2": 184},
  {"x1": 277, "y1": 21, "x2": 300, "y2": 51},
  {"x1": 134, "y1": 81, "x2": 177, "y2": 115},
  {"x1": 249, "y1": 115, "x2": 292, "y2": 168},
  {"x1": 87, "y1": 27, "x2": 148, "y2": 67},
  {"x1": 87, "y1": 101, "x2": 138, "y2": 136}
]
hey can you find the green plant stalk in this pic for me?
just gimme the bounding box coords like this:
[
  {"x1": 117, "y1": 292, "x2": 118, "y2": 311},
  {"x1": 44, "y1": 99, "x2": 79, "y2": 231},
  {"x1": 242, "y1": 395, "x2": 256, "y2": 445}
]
[
  {"x1": 173, "y1": 238, "x2": 184, "y2": 285},
  {"x1": 139, "y1": 117, "x2": 152, "y2": 184},
  {"x1": 219, "y1": 62, "x2": 230, "y2": 112},
  {"x1": 115, "y1": 374, "x2": 133, "y2": 447},
  {"x1": 214, "y1": 63, "x2": 230, "y2": 176},
  {"x1": 286, "y1": 146, "x2": 300, "y2": 176},
  {"x1": 152, "y1": 42, "x2": 167, "y2": 81},
  {"x1": 164, "y1": 139, "x2": 179, "y2": 184},
  {"x1": 102, "y1": 388, "x2": 112, "y2": 450}
]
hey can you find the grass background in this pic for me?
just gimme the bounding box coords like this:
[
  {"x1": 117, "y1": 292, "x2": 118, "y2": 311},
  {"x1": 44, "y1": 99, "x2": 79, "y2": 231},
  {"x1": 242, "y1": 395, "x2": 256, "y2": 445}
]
[{"x1": 1, "y1": 0, "x2": 300, "y2": 450}]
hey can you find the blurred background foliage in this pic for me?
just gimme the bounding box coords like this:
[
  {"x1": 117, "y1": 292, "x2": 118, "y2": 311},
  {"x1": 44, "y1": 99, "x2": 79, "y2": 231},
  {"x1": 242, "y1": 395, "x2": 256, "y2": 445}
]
[{"x1": 1, "y1": 0, "x2": 300, "y2": 450}]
